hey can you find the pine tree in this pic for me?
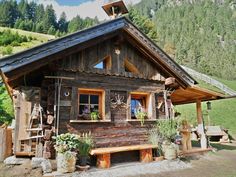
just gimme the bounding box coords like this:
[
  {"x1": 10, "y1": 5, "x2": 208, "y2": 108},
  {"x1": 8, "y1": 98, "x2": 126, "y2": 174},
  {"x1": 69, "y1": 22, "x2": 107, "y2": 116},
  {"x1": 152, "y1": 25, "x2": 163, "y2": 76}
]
[
  {"x1": 58, "y1": 12, "x2": 68, "y2": 33},
  {"x1": 35, "y1": 4, "x2": 45, "y2": 23},
  {"x1": 42, "y1": 5, "x2": 57, "y2": 33}
]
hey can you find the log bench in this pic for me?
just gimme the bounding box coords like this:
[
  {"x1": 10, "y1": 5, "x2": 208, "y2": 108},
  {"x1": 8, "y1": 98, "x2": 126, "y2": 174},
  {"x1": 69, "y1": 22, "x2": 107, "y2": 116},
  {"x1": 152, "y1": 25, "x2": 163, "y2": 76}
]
[{"x1": 90, "y1": 144, "x2": 158, "y2": 168}]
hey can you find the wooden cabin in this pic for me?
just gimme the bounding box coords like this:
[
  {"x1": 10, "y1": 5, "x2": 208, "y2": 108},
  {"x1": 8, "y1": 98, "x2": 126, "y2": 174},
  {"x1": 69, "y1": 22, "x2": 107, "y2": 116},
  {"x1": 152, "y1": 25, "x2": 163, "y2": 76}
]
[{"x1": 0, "y1": 1, "x2": 225, "y2": 168}]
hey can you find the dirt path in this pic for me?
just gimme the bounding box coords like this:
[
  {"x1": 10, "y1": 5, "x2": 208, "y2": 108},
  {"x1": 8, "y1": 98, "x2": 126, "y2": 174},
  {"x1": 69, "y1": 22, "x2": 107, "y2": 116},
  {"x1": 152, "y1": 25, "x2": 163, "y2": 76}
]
[
  {"x1": 140, "y1": 142, "x2": 236, "y2": 177},
  {"x1": 0, "y1": 160, "x2": 42, "y2": 177}
]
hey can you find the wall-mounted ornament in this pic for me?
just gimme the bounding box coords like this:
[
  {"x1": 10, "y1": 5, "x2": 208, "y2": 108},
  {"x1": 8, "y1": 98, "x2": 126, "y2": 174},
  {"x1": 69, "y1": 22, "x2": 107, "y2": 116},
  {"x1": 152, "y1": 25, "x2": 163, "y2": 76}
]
[
  {"x1": 110, "y1": 94, "x2": 128, "y2": 109},
  {"x1": 64, "y1": 91, "x2": 70, "y2": 97}
]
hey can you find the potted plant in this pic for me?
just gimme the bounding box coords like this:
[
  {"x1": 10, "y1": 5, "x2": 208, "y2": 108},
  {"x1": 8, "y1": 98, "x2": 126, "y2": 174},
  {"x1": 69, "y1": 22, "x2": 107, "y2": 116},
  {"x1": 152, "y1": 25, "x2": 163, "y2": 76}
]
[
  {"x1": 135, "y1": 110, "x2": 147, "y2": 126},
  {"x1": 77, "y1": 132, "x2": 94, "y2": 170},
  {"x1": 54, "y1": 133, "x2": 80, "y2": 173},
  {"x1": 157, "y1": 119, "x2": 178, "y2": 160},
  {"x1": 90, "y1": 111, "x2": 100, "y2": 121},
  {"x1": 148, "y1": 127, "x2": 164, "y2": 161}
]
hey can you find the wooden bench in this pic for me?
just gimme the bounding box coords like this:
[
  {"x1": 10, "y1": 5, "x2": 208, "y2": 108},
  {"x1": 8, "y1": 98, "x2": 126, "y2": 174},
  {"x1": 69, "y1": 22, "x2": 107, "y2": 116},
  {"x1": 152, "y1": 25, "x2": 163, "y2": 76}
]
[{"x1": 90, "y1": 144, "x2": 158, "y2": 168}]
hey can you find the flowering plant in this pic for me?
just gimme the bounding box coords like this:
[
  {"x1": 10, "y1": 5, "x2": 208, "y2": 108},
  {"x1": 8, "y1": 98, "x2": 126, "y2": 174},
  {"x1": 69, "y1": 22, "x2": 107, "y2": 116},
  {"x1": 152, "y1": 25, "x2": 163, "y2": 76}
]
[{"x1": 53, "y1": 133, "x2": 80, "y2": 153}]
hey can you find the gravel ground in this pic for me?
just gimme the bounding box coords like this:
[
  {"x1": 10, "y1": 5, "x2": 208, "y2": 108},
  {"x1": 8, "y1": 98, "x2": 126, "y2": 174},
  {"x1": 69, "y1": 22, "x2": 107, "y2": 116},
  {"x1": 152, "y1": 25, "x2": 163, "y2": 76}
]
[{"x1": 50, "y1": 159, "x2": 191, "y2": 177}]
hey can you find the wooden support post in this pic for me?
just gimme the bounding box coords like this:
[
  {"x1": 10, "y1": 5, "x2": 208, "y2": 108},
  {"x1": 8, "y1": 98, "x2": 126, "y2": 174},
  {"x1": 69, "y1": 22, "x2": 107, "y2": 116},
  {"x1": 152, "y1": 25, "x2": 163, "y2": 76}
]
[
  {"x1": 140, "y1": 149, "x2": 153, "y2": 163},
  {"x1": 196, "y1": 100, "x2": 207, "y2": 149},
  {"x1": 97, "y1": 153, "x2": 111, "y2": 168},
  {"x1": 163, "y1": 91, "x2": 169, "y2": 119}
]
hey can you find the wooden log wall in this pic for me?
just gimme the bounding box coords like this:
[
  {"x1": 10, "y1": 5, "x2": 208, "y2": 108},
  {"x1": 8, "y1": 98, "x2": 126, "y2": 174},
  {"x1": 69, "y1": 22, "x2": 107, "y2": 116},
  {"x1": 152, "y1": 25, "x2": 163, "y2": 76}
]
[
  {"x1": 55, "y1": 38, "x2": 166, "y2": 81},
  {"x1": 53, "y1": 72, "x2": 164, "y2": 148}
]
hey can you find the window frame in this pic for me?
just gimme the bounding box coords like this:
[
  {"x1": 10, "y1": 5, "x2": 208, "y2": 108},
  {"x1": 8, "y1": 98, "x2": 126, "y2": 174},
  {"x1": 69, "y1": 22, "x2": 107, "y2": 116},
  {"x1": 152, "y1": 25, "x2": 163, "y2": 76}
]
[
  {"x1": 93, "y1": 56, "x2": 112, "y2": 70},
  {"x1": 77, "y1": 88, "x2": 105, "y2": 121},
  {"x1": 127, "y1": 91, "x2": 155, "y2": 121}
]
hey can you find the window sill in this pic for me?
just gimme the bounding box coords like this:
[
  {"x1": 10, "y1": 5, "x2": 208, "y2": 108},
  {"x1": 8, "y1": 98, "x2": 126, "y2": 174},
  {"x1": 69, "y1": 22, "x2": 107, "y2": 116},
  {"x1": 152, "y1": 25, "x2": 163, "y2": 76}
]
[
  {"x1": 70, "y1": 120, "x2": 111, "y2": 123},
  {"x1": 126, "y1": 119, "x2": 157, "y2": 122}
]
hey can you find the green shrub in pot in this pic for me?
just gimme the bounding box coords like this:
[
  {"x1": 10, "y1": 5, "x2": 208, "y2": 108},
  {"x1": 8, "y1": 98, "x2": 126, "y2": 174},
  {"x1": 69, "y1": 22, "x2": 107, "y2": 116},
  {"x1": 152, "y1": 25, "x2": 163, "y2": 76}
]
[{"x1": 53, "y1": 133, "x2": 80, "y2": 173}]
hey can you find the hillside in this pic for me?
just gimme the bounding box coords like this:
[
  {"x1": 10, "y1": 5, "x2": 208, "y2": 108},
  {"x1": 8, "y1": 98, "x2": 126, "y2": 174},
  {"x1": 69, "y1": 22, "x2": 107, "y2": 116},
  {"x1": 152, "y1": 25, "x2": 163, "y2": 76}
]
[
  {"x1": 130, "y1": 0, "x2": 236, "y2": 135},
  {"x1": 132, "y1": 0, "x2": 236, "y2": 80},
  {"x1": 0, "y1": 27, "x2": 55, "y2": 57}
]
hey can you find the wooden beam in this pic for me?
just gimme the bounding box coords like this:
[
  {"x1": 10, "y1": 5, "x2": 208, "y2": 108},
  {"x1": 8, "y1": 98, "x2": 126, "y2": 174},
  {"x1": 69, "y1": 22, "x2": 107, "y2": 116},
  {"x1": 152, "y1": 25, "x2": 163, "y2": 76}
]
[
  {"x1": 196, "y1": 99, "x2": 203, "y2": 124},
  {"x1": 196, "y1": 99, "x2": 207, "y2": 149},
  {"x1": 0, "y1": 71, "x2": 13, "y2": 98},
  {"x1": 45, "y1": 76, "x2": 75, "y2": 80}
]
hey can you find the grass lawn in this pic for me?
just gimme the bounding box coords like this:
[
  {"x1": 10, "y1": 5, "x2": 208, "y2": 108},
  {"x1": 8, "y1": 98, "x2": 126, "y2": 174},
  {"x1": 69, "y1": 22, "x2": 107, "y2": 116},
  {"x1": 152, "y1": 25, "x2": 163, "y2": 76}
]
[{"x1": 0, "y1": 27, "x2": 55, "y2": 42}]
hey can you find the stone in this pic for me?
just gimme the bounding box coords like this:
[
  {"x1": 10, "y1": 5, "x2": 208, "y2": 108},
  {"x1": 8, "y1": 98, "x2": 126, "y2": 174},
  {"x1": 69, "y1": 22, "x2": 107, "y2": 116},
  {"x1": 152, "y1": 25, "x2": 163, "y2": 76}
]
[
  {"x1": 31, "y1": 157, "x2": 45, "y2": 169},
  {"x1": 4, "y1": 156, "x2": 29, "y2": 165},
  {"x1": 41, "y1": 159, "x2": 52, "y2": 174}
]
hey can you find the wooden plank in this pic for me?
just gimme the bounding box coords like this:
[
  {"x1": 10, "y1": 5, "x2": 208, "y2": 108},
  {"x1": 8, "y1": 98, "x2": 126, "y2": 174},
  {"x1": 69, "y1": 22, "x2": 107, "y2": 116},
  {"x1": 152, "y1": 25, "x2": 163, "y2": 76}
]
[
  {"x1": 151, "y1": 93, "x2": 157, "y2": 120},
  {"x1": 90, "y1": 144, "x2": 158, "y2": 155},
  {"x1": 105, "y1": 89, "x2": 111, "y2": 120},
  {"x1": 60, "y1": 101, "x2": 71, "y2": 107},
  {"x1": 70, "y1": 87, "x2": 78, "y2": 120},
  {"x1": 15, "y1": 151, "x2": 35, "y2": 156},
  {"x1": 196, "y1": 100, "x2": 203, "y2": 124},
  {"x1": 5, "y1": 128, "x2": 13, "y2": 158},
  {"x1": 0, "y1": 128, "x2": 6, "y2": 161}
]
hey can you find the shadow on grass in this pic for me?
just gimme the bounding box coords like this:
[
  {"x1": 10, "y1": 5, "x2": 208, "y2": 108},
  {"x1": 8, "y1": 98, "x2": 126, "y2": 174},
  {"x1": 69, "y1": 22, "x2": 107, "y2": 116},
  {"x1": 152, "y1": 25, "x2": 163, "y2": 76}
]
[{"x1": 210, "y1": 143, "x2": 236, "y2": 151}]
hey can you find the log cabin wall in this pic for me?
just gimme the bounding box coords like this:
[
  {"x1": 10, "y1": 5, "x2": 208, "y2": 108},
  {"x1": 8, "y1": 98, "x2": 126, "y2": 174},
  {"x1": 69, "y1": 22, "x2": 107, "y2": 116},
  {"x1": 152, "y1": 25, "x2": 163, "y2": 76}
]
[
  {"x1": 41, "y1": 37, "x2": 166, "y2": 148},
  {"x1": 53, "y1": 72, "x2": 164, "y2": 148}
]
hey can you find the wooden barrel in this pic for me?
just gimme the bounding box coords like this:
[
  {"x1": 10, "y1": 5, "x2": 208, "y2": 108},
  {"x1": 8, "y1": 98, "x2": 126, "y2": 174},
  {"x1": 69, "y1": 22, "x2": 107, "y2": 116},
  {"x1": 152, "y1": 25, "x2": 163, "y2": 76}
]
[{"x1": 0, "y1": 128, "x2": 13, "y2": 161}]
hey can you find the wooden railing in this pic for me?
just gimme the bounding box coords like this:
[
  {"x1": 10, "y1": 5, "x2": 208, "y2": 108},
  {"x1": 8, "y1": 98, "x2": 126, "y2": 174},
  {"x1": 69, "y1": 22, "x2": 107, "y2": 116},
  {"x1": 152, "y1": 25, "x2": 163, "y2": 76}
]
[{"x1": 182, "y1": 65, "x2": 236, "y2": 96}]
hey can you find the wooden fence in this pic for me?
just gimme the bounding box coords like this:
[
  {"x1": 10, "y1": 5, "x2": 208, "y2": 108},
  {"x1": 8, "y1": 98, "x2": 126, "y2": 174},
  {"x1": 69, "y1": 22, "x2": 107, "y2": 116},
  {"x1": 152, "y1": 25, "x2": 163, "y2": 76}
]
[{"x1": 182, "y1": 66, "x2": 236, "y2": 96}]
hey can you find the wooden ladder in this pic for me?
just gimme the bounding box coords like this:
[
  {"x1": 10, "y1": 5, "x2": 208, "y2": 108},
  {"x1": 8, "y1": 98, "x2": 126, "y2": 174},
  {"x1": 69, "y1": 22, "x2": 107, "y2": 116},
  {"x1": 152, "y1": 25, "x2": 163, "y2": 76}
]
[{"x1": 18, "y1": 103, "x2": 44, "y2": 157}]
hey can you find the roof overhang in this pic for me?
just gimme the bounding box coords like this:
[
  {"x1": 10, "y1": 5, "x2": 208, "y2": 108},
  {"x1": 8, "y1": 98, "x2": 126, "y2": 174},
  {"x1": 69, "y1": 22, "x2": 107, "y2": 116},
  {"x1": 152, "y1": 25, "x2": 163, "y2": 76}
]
[
  {"x1": 171, "y1": 85, "x2": 226, "y2": 105},
  {"x1": 0, "y1": 17, "x2": 196, "y2": 88}
]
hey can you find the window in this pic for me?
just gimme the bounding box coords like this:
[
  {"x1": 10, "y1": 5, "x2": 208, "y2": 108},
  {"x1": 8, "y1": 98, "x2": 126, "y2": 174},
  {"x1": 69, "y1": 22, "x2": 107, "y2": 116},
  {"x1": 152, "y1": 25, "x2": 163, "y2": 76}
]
[
  {"x1": 131, "y1": 94, "x2": 147, "y2": 119},
  {"x1": 129, "y1": 92, "x2": 153, "y2": 120},
  {"x1": 78, "y1": 89, "x2": 105, "y2": 120},
  {"x1": 94, "y1": 62, "x2": 105, "y2": 69},
  {"x1": 93, "y1": 56, "x2": 111, "y2": 70}
]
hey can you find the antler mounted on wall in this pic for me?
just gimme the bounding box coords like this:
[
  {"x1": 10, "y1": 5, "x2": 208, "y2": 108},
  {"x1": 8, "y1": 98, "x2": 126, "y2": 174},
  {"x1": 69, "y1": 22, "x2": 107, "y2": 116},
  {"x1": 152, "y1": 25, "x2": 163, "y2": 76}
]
[{"x1": 110, "y1": 94, "x2": 128, "y2": 109}]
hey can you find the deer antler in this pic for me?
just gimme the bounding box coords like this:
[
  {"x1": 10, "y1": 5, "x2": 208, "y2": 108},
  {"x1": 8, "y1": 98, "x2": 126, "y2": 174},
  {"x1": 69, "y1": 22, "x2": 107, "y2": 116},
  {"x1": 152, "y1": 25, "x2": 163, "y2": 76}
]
[{"x1": 111, "y1": 94, "x2": 128, "y2": 109}]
